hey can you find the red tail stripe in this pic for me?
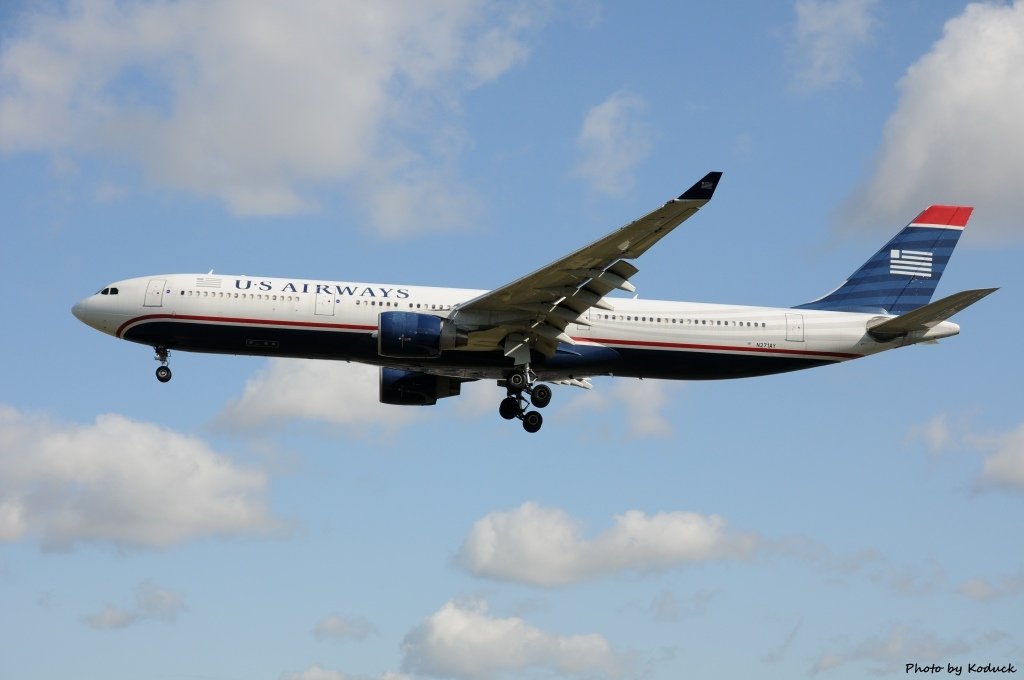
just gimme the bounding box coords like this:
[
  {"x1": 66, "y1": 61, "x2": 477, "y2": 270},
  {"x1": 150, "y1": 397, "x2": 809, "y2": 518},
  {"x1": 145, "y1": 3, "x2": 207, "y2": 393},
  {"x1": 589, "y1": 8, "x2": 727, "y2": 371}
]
[{"x1": 913, "y1": 205, "x2": 973, "y2": 228}]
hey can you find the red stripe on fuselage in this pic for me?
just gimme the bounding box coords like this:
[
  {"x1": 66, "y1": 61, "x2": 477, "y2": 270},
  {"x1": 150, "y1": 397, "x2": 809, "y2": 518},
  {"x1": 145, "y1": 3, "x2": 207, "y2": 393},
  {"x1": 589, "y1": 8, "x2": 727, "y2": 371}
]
[
  {"x1": 118, "y1": 315, "x2": 860, "y2": 362},
  {"x1": 117, "y1": 313, "x2": 376, "y2": 338},
  {"x1": 579, "y1": 336, "x2": 860, "y2": 360}
]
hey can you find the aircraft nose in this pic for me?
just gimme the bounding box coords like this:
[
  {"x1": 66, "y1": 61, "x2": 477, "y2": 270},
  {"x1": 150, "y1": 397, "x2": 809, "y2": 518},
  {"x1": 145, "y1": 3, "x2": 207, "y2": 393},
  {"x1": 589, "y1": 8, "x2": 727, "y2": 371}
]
[{"x1": 71, "y1": 297, "x2": 103, "y2": 332}]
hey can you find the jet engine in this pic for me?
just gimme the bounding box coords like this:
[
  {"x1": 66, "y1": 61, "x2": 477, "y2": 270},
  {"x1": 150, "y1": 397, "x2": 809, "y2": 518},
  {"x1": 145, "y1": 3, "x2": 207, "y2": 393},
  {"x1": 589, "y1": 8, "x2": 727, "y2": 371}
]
[
  {"x1": 379, "y1": 367, "x2": 462, "y2": 406},
  {"x1": 377, "y1": 311, "x2": 466, "y2": 358}
]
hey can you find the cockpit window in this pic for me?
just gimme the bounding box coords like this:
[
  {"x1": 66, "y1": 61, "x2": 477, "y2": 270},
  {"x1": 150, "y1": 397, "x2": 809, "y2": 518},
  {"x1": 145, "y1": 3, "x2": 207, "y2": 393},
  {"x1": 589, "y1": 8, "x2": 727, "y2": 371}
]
[{"x1": 98, "y1": 287, "x2": 120, "y2": 295}]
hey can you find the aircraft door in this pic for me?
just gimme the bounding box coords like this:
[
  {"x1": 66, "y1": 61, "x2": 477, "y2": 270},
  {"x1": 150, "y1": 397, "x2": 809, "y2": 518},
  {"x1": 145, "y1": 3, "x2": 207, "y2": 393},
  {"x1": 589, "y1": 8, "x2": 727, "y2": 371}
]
[
  {"x1": 315, "y1": 291, "x2": 335, "y2": 316},
  {"x1": 144, "y1": 279, "x2": 166, "y2": 307},
  {"x1": 785, "y1": 313, "x2": 804, "y2": 342}
]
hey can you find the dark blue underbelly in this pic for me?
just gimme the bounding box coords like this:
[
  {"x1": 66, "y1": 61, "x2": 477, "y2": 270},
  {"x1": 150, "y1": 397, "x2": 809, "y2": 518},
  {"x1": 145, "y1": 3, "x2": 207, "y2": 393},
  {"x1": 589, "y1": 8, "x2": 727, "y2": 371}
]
[{"x1": 124, "y1": 320, "x2": 834, "y2": 381}]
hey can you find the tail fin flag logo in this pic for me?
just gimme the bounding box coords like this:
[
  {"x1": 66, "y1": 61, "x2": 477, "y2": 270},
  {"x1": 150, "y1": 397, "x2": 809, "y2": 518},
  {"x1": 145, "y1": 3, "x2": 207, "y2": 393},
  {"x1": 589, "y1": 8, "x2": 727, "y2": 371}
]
[{"x1": 890, "y1": 248, "x2": 933, "y2": 278}]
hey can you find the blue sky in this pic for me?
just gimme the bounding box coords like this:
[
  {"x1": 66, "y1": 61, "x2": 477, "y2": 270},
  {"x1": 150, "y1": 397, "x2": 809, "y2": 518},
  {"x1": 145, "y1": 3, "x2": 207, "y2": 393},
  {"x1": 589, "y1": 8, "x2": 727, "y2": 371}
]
[{"x1": 2, "y1": 1, "x2": 1023, "y2": 679}]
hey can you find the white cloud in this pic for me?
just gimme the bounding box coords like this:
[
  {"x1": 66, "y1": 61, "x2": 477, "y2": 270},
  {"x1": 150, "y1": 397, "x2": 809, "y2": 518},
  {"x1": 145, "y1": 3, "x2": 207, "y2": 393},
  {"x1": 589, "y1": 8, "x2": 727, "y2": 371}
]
[
  {"x1": 809, "y1": 626, "x2": 1007, "y2": 676},
  {"x1": 958, "y1": 567, "x2": 1024, "y2": 602},
  {"x1": 978, "y1": 423, "x2": 1024, "y2": 492},
  {"x1": 216, "y1": 359, "x2": 423, "y2": 432},
  {"x1": 281, "y1": 667, "x2": 350, "y2": 680},
  {"x1": 790, "y1": 0, "x2": 877, "y2": 90},
  {"x1": 908, "y1": 413, "x2": 956, "y2": 453},
  {"x1": 841, "y1": 2, "x2": 1024, "y2": 242},
  {"x1": 83, "y1": 581, "x2": 187, "y2": 630},
  {"x1": 402, "y1": 599, "x2": 620, "y2": 680},
  {"x1": 612, "y1": 379, "x2": 674, "y2": 437},
  {"x1": 313, "y1": 614, "x2": 377, "y2": 643},
  {"x1": 0, "y1": 404, "x2": 276, "y2": 550},
  {"x1": 648, "y1": 589, "x2": 717, "y2": 623},
  {"x1": 908, "y1": 415, "x2": 1024, "y2": 494},
  {"x1": 281, "y1": 669, "x2": 412, "y2": 680},
  {"x1": 573, "y1": 91, "x2": 651, "y2": 195},
  {"x1": 561, "y1": 378, "x2": 678, "y2": 438},
  {"x1": 458, "y1": 502, "x2": 759, "y2": 586},
  {"x1": 455, "y1": 379, "x2": 503, "y2": 420},
  {"x1": 360, "y1": 141, "x2": 483, "y2": 238},
  {"x1": 870, "y1": 560, "x2": 946, "y2": 597},
  {"x1": 0, "y1": 0, "x2": 540, "y2": 231}
]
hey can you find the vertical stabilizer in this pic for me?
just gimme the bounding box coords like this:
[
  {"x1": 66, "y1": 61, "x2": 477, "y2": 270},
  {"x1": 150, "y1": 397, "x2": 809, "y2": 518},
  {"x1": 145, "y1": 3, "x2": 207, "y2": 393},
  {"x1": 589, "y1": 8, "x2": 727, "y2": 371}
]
[{"x1": 797, "y1": 206, "x2": 972, "y2": 315}]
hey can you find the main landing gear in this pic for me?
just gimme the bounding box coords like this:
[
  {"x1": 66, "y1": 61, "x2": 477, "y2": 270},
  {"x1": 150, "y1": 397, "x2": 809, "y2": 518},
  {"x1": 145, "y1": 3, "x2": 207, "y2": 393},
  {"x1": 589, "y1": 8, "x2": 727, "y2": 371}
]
[
  {"x1": 154, "y1": 346, "x2": 172, "y2": 383},
  {"x1": 498, "y1": 368, "x2": 552, "y2": 433}
]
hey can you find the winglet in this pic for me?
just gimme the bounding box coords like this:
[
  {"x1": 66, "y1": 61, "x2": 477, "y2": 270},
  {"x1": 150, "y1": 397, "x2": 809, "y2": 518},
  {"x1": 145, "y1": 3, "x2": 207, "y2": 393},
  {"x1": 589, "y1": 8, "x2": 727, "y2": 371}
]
[{"x1": 677, "y1": 171, "x2": 723, "y2": 201}]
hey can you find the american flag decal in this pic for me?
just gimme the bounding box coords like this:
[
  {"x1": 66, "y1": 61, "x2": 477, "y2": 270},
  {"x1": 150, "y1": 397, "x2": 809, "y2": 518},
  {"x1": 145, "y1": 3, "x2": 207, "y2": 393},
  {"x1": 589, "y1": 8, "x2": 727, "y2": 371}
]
[{"x1": 890, "y1": 249, "x2": 932, "y2": 278}]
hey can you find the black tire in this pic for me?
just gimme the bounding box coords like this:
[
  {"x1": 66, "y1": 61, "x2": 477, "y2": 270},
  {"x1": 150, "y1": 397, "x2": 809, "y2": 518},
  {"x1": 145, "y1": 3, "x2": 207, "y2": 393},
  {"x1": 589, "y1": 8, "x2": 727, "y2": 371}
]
[
  {"x1": 522, "y1": 410, "x2": 543, "y2": 433},
  {"x1": 155, "y1": 366, "x2": 172, "y2": 383},
  {"x1": 507, "y1": 371, "x2": 528, "y2": 391},
  {"x1": 499, "y1": 396, "x2": 520, "y2": 420},
  {"x1": 530, "y1": 384, "x2": 552, "y2": 409}
]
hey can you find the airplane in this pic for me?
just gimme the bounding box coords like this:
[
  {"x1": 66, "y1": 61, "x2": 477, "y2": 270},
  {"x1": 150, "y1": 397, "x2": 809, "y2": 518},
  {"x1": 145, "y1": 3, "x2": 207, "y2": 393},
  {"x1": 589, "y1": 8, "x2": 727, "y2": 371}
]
[{"x1": 72, "y1": 171, "x2": 996, "y2": 433}]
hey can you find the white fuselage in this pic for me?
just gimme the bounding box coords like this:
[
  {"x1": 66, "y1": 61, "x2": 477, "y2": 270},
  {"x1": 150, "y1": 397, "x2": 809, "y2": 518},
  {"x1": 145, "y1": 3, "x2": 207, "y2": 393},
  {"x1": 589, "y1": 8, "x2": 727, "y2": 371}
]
[{"x1": 72, "y1": 273, "x2": 960, "y2": 382}]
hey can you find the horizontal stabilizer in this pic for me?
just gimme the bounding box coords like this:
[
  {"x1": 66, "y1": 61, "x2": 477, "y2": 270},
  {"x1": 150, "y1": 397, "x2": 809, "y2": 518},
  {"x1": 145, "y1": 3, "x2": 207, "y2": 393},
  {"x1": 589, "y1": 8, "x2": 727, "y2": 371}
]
[{"x1": 867, "y1": 288, "x2": 997, "y2": 340}]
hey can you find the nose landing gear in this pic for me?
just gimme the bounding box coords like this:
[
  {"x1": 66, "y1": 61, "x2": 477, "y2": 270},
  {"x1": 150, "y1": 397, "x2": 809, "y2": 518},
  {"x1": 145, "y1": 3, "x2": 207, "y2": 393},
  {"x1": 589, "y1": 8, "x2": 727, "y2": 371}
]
[
  {"x1": 498, "y1": 368, "x2": 550, "y2": 433},
  {"x1": 154, "y1": 346, "x2": 172, "y2": 383}
]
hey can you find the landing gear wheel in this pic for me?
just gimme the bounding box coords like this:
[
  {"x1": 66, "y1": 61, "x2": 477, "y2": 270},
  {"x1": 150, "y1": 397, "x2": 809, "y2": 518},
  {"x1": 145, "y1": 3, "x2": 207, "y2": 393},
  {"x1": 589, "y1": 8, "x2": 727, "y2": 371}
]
[
  {"x1": 530, "y1": 384, "x2": 552, "y2": 409},
  {"x1": 522, "y1": 410, "x2": 543, "y2": 433},
  {"x1": 153, "y1": 346, "x2": 172, "y2": 383},
  {"x1": 498, "y1": 366, "x2": 549, "y2": 431},
  {"x1": 507, "y1": 370, "x2": 528, "y2": 391},
  {"x1": 499, "y1": 396, "x2": 520, "y2": 420}
]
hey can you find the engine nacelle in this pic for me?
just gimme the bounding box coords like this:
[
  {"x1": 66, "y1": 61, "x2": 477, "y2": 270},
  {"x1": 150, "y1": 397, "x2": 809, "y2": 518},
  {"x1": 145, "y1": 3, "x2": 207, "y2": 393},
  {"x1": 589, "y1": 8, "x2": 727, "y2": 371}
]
[
  {"x1": 379, "y1": 367, "x2": 462, "y2": 406},
  {"x1": 377, "y1": 311, "x2": 465, "y2": 358}
]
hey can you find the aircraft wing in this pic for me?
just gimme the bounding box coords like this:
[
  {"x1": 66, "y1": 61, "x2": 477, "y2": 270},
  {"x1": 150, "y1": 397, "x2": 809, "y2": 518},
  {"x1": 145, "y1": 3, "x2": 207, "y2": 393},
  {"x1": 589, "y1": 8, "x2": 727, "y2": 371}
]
[{"x1": 451, "y1": 171, "x2": 722, "y2": 358}]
